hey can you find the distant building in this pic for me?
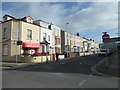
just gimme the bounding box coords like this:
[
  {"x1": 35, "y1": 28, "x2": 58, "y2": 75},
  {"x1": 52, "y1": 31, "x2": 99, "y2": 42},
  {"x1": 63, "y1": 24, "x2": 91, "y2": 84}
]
[
  {"x1": 100, "y1": 37, "x2": 120, "y2": 51},
  {"x1": 74, "y1": 35, "x2": 80, "y2": 56},
  {"x1": 65, "y1": 32, "x2": 71, "y2": 53},
  {"x1": 88, "y1": 39, "x2": 99, "y2": 53},
  {"x1": 83, "y1": 37, "x2": 89, "y2": 52},
  {"x1": 61, "y1": 30, "x2": 65, "y2": 53},
  {"x1": 0, "y1": 14, "x2": 100, "y2": 63},
  {"x1": 51, "y1": 25, "x2": 61, "y2": 53},
  {"x1": 70, "y1": 34, "x2": 76, "y2": 53}
]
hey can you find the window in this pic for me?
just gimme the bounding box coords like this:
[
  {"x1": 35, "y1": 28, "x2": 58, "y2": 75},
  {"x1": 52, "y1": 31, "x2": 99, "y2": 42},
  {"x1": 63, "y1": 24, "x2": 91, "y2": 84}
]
[
  {"x1": 58, "y1": 30, "x2": 59, "y2": 36},
  {"x1": 27, "y1": 29, "x2": 32, "y2": 39},
  {"x1": 42, "y1": 45, "x2": 45, "y2": 53},
  {"x1": 26, "y1": 17, "x2": 33, "y2": 23},
  {"x1": 2, "y1": 44, "x2": 8, "y2": 55},
  {"x1": 55, "y1": 39, "x2": 57, "y2": 44},
  {"x1": 48, "y1": 35, "x2": 50, "y2": 41},
  {"x1": 67, "y1": 39, "x2": 69, "y2": 45},
  {"x1": 56, "y1": 39, "x2": 60, "y2": 44},
  {"x1": 43, "y1": 33, "x2": 47, "y2": 41},
  {"x1": 3, "y1": 28, "x2": 7, "y2": 39}
]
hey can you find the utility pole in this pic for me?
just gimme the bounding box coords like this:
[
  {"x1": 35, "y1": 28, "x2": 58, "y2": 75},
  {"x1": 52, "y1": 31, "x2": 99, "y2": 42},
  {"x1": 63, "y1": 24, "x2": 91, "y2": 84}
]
[{"x1": 102, "y1": 32, "x2": 110, "y2": 66}]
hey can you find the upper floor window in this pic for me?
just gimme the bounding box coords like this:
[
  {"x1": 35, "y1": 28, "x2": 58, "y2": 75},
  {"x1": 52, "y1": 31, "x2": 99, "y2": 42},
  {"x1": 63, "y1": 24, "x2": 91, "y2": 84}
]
[
  {"x1": 27, "y1": 29, "x2": 32, "y2": 39},
  {"x1": 48, "y1": 35, "x2": 50, "y2": 41},
  {"x1": 2, "y1": 44, "x2": 8, "y2": 56},
  {"x1": 3, "y1": 28, "x2": 7, "y2": 39},
  {"x1": 67, "y1": 39, "x2": 69, "y2": 45},
  {"x1": 26, "y1": 16, "x2": 33, "y2": 23},
  {"x1": 43, "y1": 33, "x2": 47, "y2": 41},
  {"x1": 57, "y1": 30, "x2": 59, "y2": 35}
]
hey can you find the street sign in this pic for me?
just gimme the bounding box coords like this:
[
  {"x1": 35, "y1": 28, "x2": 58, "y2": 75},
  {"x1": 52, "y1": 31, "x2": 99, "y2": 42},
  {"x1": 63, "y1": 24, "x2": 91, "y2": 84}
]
[
  {"x1": 102, "y1": 34, "x2": 110, "y2": 42},
  {"x1": 17, "y1": 41, "x2": 22, "y2": 45}
]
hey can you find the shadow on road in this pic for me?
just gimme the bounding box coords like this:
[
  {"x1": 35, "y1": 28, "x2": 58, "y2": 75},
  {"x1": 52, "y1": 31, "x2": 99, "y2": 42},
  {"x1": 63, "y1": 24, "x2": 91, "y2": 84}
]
[{"x1": 4, "y1": 54, "x2": 106, "y2": 77}]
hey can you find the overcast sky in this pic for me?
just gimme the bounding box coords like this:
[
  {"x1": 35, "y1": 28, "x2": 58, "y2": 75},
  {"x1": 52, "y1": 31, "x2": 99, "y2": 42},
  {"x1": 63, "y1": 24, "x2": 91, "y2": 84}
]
[{"x1": 1, "y1": 2, "x2": 118, "y2": 43}]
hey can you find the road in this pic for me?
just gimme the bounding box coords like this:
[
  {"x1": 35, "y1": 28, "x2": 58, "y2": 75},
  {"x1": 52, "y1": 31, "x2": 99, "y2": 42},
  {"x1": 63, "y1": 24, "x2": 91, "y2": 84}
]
[{"x1": 2, "y1": 54, "x2": 118, "y2": 88}]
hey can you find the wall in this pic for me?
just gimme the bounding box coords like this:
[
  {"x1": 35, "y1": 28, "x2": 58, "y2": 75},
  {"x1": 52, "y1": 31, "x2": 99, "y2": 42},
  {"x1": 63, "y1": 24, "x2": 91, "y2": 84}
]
[
  {"x1": 21, "y1": 21, "x2": 40, "y2": 43},
  {"x1": 51, "y1": 25, "x2": 61, "y2": 53},
  {"x1": 40, "y1": 27, "x2": 52, "y2": 53},
  {"x1": 61, "y1": 30, "x2": 65, "y2": 53},
  {"x1": 71, "y1": 34, "x2": 75, "y2": 52},
  {"x1": 2, "y1": 20, "x2": 12, "y2": 61},
  {"x1": 65, "y1": 32, "x2": 71, "y2": 52}
]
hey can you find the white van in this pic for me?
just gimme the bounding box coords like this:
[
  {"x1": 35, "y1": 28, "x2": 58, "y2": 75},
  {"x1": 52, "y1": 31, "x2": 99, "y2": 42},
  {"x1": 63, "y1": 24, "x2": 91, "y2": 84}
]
[{"x1": 98, "y1": 49, "x2": 110, "y2": 56}]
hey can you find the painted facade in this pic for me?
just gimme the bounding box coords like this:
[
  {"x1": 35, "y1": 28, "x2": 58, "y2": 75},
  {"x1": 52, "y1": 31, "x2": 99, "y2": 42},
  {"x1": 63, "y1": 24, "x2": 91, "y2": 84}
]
[
  {"x1": 2, "y1": 15, "x2": 40, "y2": 62},
  {"x1": 51, "y1": 25, "x2": 61, "y2": 53},
  {"x1": 65, "y1": 32, "x2": 71, "y2": 53},
  {"x1": 1, "y1": 14, "x2": 100, "y2": 63},
  {"x1": 74, "y1": 35, "x2": 80, "y2": 56},
  {"x1": 70, "y1": 34, "x2": 76, "y2": 53},
  {"x1": 61, "y1": 30, "x2": 65, "y2": 53},
  {"x1": 34, "y1": 20, "x2": 53, "y2": 54}
]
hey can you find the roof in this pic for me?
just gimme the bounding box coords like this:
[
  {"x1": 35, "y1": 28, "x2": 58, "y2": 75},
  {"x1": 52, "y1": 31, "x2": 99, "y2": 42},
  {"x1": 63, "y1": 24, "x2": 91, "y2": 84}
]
[
  {"x1": 34, "y1": 19, "x2": 52, "y2": 25},
  {"x1": 3, "y1": 14, "x2": 16, "y2": 19},
  {"x1": 2, "y1": 14, "x2": 39, "y2": 26}
]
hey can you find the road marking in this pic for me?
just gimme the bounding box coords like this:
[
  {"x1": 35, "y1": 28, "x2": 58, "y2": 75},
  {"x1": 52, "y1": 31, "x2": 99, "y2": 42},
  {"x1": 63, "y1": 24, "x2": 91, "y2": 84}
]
[
  {"x1": 89, "y1": 73, "x2": 94, "y2": 76},
  {"x1": 91, "y1": 64, "x2": 120, "y2": 80},
  {"x1": 78, "y1": 79, "x2": 86, "y2": 86},
  {"x1": 61, "y1": 62, "x2": 66, "y2": 64}
]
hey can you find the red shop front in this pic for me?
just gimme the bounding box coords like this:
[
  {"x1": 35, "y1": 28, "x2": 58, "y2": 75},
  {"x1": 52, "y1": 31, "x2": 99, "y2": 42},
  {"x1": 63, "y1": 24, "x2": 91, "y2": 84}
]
[{"x1": 22, "y1": 42, "x2": 40, "y2": 54}]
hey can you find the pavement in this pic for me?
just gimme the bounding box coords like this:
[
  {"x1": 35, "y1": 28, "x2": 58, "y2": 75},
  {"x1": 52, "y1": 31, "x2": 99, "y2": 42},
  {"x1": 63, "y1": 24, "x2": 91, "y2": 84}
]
[
  {"x1": 1, "y1": 62, "x2": 28, "y2": 68},
  {"x1": 93, "y1": 51, "x2": 120, "y2": 79}
]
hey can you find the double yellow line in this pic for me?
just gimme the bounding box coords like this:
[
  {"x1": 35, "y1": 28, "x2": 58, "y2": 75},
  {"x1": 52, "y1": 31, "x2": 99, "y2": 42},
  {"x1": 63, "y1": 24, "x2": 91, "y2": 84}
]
[{"x1": 91, "y1": 63, "x2": 120, "y2": 80}]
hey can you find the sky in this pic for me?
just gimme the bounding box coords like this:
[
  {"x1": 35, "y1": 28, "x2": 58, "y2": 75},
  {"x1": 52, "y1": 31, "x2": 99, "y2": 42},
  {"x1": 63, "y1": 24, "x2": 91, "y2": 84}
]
[{"x1": 1, "y1": 1, "x2": 118, "y2": 43}]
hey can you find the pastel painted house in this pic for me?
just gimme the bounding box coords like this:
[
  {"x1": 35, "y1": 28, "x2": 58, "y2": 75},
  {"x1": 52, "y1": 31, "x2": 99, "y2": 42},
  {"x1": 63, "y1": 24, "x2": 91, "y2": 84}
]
[{"x1": 1, "y1": 14, "x2": 51, "y2": 63}]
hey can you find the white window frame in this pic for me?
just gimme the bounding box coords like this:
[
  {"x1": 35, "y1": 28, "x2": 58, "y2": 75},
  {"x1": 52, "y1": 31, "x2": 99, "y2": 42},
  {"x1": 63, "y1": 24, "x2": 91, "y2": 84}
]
[
  {"x1": 2, "y1": 44, "x2": 8, "y2": 56},
  {"x1": 48, "y1": 35, "x2": 50, "y2": 41},
  {"x1": 43, "y1": 33, "x2": 47, "y2": 41},
  {"x1": 27, "y1": 29, "x2": 32, "y2": 39},
  {"x1": 3, "y1": 28, "x2": 7, "y2": 39}
]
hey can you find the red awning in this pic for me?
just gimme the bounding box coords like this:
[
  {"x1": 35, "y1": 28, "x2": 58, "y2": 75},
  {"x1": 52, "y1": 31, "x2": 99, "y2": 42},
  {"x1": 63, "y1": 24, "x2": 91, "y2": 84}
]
[{"x1": 22, "y1": 42, "x2": 40, "y2": 49}]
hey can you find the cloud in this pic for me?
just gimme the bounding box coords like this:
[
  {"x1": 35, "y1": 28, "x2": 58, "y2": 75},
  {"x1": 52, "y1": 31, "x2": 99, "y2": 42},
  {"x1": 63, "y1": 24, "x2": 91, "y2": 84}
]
[
  {"x1": 59, "y1": 2, "x2": 118, "y2": 34},
  {"x1": 2, "y1": 2, "x2": 68, "y2": 25},
  {"x1": 28, "y1": 2, "x2": 68, "y2": 25},
  {"x1": 2, "y1": 2, "x2": 118, "y2": 43}
]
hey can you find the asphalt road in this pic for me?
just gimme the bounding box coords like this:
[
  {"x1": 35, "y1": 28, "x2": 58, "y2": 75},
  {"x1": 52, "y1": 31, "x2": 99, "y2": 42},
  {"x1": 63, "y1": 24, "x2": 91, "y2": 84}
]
[{"x1": 2, "y1": 54, "x2": 118, "y2": 88}]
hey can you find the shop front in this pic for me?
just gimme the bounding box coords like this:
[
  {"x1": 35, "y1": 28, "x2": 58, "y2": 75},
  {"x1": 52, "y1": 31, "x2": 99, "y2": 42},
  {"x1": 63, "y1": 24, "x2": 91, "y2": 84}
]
[{"x1": 22, "y1": 42, "x2": 40, "y2": 55}]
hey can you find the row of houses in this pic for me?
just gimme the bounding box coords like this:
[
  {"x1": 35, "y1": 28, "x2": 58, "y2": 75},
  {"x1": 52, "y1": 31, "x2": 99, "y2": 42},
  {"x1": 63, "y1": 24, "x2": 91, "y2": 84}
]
[{"x1": 0, "y1": 14, "x2": 99, "y2": 63}]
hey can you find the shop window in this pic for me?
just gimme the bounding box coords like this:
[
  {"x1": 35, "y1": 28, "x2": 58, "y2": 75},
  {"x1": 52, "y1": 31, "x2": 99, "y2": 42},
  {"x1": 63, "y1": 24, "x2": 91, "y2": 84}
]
[
  {"x1": 3, "y1": 28, "x2": 7, "y2": 39},
  {"x1": 23, "y1": 48, "x2": 29, "y2": 54},
  {"x1": 27, "y1": 29, "x2": 32, "y2": 39},
  {"x1": 2, "y1": 44, "x2": 8, "y2": 55}
]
